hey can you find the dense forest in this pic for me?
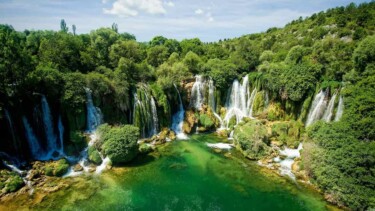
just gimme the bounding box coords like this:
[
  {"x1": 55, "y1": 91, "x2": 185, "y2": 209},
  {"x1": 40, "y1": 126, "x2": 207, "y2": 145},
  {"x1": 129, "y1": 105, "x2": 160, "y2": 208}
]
[{"x1": 1, "y1": 1, "x2": 375, "y2": 210}]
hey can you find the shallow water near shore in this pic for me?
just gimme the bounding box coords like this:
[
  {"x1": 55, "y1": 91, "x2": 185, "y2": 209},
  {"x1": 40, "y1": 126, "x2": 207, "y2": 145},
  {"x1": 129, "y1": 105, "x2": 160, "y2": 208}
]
[{"x1": 2, "y1": 134, "x2": 332, "y2": 210}]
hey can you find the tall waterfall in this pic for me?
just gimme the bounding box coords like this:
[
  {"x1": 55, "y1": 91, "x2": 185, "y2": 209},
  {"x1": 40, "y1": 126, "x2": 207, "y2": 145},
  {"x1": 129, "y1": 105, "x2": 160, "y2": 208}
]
[
  {"x1": 190, "y1": 75, "x2": 205, "y2": 109},
  {"x1": 223, "y1": 75, "x2": 256, "y2": 128},
  {"x1": 41, "y1": 95, "x2": 58, "y2": 156},
  {"x1": 322, "y1": 93, "x2": 337, "y2": 122},
  {"x1": 58, "y1": 116, "x2": 64, "y2": 155},
  {"x1": 334, "y1": 96, "x2": 344, "y2": 121},
  {"x1": 171, "y1": 85, "x2": 188, "y2": 139},
  {"x1": 85, "y1": 88, "x2": 103, "y2": 132},
  {"x1": 208, "y1": 78, "x2": 215, "y2": 112},
  {"x1": 150, "y1": 97, "x2": 159, "y2": 136},
  {"x1": 22, "y1": 117, "x2": 43, "y2": 160},
  {"x1": 133, "y1": 86, "x2": 159, "y2": 138}
]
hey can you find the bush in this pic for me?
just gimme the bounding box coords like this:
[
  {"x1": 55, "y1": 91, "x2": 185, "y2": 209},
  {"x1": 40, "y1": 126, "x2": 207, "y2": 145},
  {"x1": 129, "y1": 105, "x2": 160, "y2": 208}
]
[
  {"x1": 199, "y1": 114, "x2": 214, "y2": 128},
  {"x1": 88, "y1": 146, "x2": 102, "y2": 164},
  {"x1": 139, "y1": 143, "x2": 153, "y2": 154},
  {"x1": 102, "y1": 125, "x2": 139, "y2": 164},
  {"x1": 233, "y1": 120, "x2": 271, "y2": 160},
  {"x1": 44, "y1": 159, "x2": 69, "y2": 177},
  {"x1": 0, "y1": 170, "x2": 24, "y2": 193}
]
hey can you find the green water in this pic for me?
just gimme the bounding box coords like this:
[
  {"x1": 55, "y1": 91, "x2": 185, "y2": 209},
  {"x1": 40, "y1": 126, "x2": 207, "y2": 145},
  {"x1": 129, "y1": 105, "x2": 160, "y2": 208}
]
[{"x1": 29, "y1": 134, "x2": 329, "y2": 210}]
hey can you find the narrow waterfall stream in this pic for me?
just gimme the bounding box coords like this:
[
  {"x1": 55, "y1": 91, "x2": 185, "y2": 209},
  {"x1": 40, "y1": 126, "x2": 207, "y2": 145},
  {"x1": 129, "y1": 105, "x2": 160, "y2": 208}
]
[
  {"x1": 171, "y1": 84, "x2": 188, "y2": 139},
  {"x1": 334, "y1": 96, "x2": 344, "y2": 121},
  {"x1": 85, "y1": 88, "x2": 103, "y2": 133},
  {"x1": 22, "y1": 117, "x2": 44, "y2": 160},
  {"x1": 41, "y1": 95, "x2": 58, "y2": 158}
]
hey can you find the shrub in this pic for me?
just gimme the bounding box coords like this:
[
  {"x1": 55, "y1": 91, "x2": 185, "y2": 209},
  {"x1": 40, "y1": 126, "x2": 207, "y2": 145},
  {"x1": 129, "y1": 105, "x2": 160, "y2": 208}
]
[
  {"x1": 102, "y1": 125, "x2": 139, "y2": 164},
  {"x1": 199, "y1": 114, "x2": 214, "y2": 128},
  {"x1": 88, "y1": 146, "x2": 102, "y2": 164},
  {"x1": 234, "y1": 120, "x2": 271, "y2": 160}
]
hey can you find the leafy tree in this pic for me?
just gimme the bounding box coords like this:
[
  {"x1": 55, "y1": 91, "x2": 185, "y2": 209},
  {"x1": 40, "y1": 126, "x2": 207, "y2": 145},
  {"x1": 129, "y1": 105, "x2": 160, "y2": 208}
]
[
  {"x1": 147, "y1": 45, "x2": 169, "y2": 67},
  {"x1": 60, "y1": 19, "x2": 68, "y2": 33}
]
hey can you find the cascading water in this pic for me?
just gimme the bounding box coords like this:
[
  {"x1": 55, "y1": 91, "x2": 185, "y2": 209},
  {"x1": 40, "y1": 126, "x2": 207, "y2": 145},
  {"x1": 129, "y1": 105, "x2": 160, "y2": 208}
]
[
  {"x1": 322, "y1": 93, "x2": 337, "y2": 122},
  {"x1": 150, "y1": 97, "x2": 159, "y2": 136},
  {"x1": 208, "y1": 78, "x2": 216, "y2": 112},
  {"x1": 190, "y1": 75, "x2": 205, "y2": 110},
  {"x1": 334, "y1": 96, "x2": 344, "y2": 122},
  {"x1": 248, "y1": 88, "x2": 257, "y2": 118},
  {"x1": 58, "y1": 116, "x2": 64, "y2": 155},
  {"x1": 171, "y1": 84, "x2": 188, "y2": 139},
  {"x1": 22, "y1": 117, "x2": 44, "y2": 160},
  {"x1": 133, "y1": 86, "x2": 159, "y2": 138},
  {"x1": 305, "y1": 90, "x2": 327, "y2": 127},
  {"x1": 4, "y1": 109, "x2": 19, "y2": 155},
  {"x1": 41, "y1": 95, "x2": 58, "y2": 156},
  {"x1": 85, "y1": 88, "x2": 103, "y2": 133},
  {"x1": 223, "y1": 75, "x2": 256, "y2": 128}
]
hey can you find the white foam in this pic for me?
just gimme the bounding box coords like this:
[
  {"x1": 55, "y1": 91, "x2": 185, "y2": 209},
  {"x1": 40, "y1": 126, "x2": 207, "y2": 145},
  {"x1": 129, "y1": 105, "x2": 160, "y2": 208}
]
[
  {"x1": 206, "y1": 143, "x2": 233, "y2": 150},
  {"x1": 176, "y1": 133, "x2": 189, "y2": 140},
  {"x1": 95, "y1": 157, "x2": 110, "y2": 174},
  {"x1": 279, "y1": 143, "x2": 303, "y2": 158}
]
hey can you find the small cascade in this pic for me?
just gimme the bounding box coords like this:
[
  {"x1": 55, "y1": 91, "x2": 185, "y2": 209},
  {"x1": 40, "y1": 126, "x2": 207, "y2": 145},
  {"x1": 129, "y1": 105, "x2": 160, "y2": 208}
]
[
  {"x1": 190, "y1": 75, "x2": 205, "y2": 110},
  {"x1": 150, "y1": 97, "x2": 159, "y2": 136},
  {"x1": 58, "y1": 116, "x2": 64, "y2": 155},
  {"x1": 85, "y1": 88, "x2": 103, "y2": 132},
  {"x1": 334, "y1": 96, "x2": 344, "y2": 121},
  {"x1": 305, "y1": 90, "x2": 327, "y2": 127},
  {"x1": 223, "y1": 75, "x2": 256, "y2": 128},
  {"x1": 274, "y1": 143, "x2": 303, "y2": 180},
  {"x1": 22, "y1": 117, "x2": 44, "y2": 160},
  {"x1": 208, "y1": 78, "x2": 216, "y2": 112},
  {"x1": 95, "y1": 157, "x2": 110, "y2": 174},
  {"x1": 133, "y1": 86, "x2": 159, "y2": 138},
  {"x1": 171, "y1": 84, "x2": 188, "y2": 139},
  {"x1": 322, "y1": 93, "x2": 337, "y2": 122},
  {"x1": 41, "y1": 95, "x2": 58, "y2": 156}
]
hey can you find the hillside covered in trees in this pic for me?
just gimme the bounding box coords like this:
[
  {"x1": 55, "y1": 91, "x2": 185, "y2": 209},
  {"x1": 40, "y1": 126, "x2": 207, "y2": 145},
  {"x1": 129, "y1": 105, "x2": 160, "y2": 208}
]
[{"x1": 0, "y1": 1, "x2": 375, "y2": 210}]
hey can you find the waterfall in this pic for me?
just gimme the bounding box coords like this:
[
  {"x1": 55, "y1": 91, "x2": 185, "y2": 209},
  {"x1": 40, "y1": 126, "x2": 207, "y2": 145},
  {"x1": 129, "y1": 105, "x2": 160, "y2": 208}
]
[
  {"x1": 171, "y1": 84, "x2": 188, "y2": 139},
  {"x1": 322, "y1": 93, "x2": 337, "y2": 122},
  {"x1": 305, "y1": 90, "x2": 327, "y2": 127},
  {"x1": 41, "y1": 95, "x2": 58, "y2": 156},
  {"x1": 248, "y1": 88, "x2": 257, "y2": 118},
  {"x1": 58, "y1": 116, "x2": 64, "y2": 155},
  {"x1": 208, "y1": 78, "x2": 216, "y2": 112},
  {"x1": 85, "y1": 88, "x2": 103, "y2": 132},
  {"x1": 150, "y1": 97, "x2": 159, "y2": 136},
  {"x1": 133, "y1": 86, "x2": 159, "y2": 138},
  {"x1": 334, "y1": 96, "x2": 344, "y2": 122},
  {"x1": 4, "y1": 109, "x2": 19, "y2": 155},
  {"x1": 223, "y1": 75, "x2": 256, "y2": 128},
  {"x1": 190, "y1": 75, "x2": 205, "y2": 110},
  {"x1": 22, "y1": 117, "x2": 44, "y2": 160}
]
